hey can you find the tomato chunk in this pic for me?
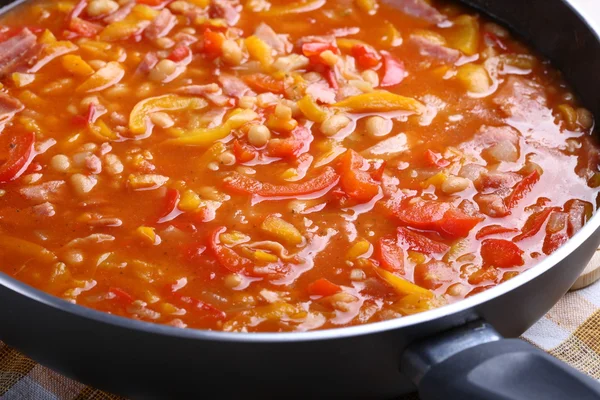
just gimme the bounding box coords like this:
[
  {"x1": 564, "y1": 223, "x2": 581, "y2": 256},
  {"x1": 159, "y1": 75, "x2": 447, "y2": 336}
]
[
  {"x1": 337, "y1": 149, "x2": 382, "y2": 203},
  {"x1": 375, "y1": 235, "x2": 404, "y2": 273},
  {"x1": 202, "y1": 28, "x2": 224, "y2": 58},
  {"x1": 395, "y1": 200, "x2": 483, "y2": 238},
  {"x1": 267, "y1": 126, "x2": 312, "y2": 159},
  {"x1": 414, "y1": 261, "x2": 454, "y2": 290},
  {"x1": 0, "y1": 131, "x2": 35, "y2": 184},
  {"x1": 233, "y1": 139, "x2": 258, "y2": 163},
  {"x1": 396, "y1": 227, "x2": 449, "y2": 255},
  {"x1": 351, "y1": 44, "x2": 380, "y2": 69},
  {"x1": 242, "y1": 73, "x2": 285, "y2": 94},
  {"x1": 307, "y1": 278, "x2": 342, "y2": 296},
  {"x1": 480, "y1": 239, "x2": 524, "y2": 268}
]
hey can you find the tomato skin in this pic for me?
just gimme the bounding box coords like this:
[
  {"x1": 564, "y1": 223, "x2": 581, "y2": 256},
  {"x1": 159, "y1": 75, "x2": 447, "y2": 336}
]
[
  {"x1": 376, "y1": 235, "x2": 404, "y2": 273},
  {"x1": 380, "y1": 50, "x2": 407, "y2": 87},
  {"x1": 242, "y1": 73, "x2": 285, "y2": 94},
  {"x1": 414, "y1": 261, "x2": 454, "y2": 290},
  {"x1": 208, "y1": 226, "x2": 253, "y2": 273},
  {"x1": 475, "y1": 225, "x2": 519, "y2": 240},
  {"x1": 424, "y1": 149, "x2": 450, "y2": 168},
  {"x1": 396, "y1": 227, "x2": 449, "y2": 255},
  {"x1": 0, "y1": 131, "x2": 36, "y2": 184},
  {"x1": 109, "y1": 287, "x2": 135, "y2": 304},
  {"x1": 167, "y1": 44, "x2": 191, "y2": 62},
  {"x1": 480, "y1": 239, "x2": 524, "y2": 268},
  {"x1": 505, "y1": 170, "x2": 540, "y2": 210},
  {"x1": 223, "y1": 166, "x2": 339, "y2": 197},
  {"x1": 351, "y1": 44, "x2": 380, "y2": 69},
  {"x1": 232, "y1": 139, "x2": 258, "y2": 163},
  {"x1": 267, "y1": 126, "x2": 312, "y2": 159},
  {"x1": 307, "y1": 278, "x2": 342, "y2": 296},
  {"x1": 513, "y1": 207, "x2": 559, "y2": 242},
  {"x1": 337, "y1": 149, "x2": 381, "y2": 203}
]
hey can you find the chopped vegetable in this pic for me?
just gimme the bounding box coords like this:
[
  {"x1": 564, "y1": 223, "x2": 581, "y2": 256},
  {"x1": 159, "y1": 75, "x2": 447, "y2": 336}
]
[
  {"x1": 480, "y1": 239, "x2": 524, "y2": 268},
  {"x1": 334, "y1": 91, "x2": 424, "y2": 113},
  {"x1": 261, "y1": 215, "x2": 303, "y2": 245},
  {"x1": 307, "y1": 278, "x2": 342, "y2": 296},
  {"x1": 374, "y1": 266, "x2": 433, "y2": 298},
  {"x1": 129, "y1": 95, "x2": 207, "y2": 135}
]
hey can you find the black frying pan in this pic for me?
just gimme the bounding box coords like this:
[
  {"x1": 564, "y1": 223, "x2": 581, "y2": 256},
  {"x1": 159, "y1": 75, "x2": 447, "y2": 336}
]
[{"x1": 1, "y1": 0, "x2": 600, "y2": 399}]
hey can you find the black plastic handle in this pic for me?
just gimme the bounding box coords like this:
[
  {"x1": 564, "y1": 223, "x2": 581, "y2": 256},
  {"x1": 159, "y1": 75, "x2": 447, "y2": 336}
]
[{"x1": 402, "y1": 322, "x2": 600, "y2": 400}]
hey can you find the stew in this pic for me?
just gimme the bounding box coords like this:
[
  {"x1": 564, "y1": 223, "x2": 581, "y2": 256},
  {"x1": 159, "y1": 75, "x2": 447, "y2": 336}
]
[{"x1": 0, "y1": 0, "x2": 597, "y2": 332}]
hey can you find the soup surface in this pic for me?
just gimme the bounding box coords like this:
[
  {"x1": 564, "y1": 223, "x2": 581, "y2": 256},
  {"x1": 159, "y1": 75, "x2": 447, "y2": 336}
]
[{"x1": 0, "y1": 0, "x2": 598, "y2": 332}]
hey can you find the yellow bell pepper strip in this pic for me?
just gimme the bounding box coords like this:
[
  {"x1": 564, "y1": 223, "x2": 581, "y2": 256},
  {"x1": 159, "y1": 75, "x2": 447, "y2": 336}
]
[
  {"x1": 259, "y1": 0, "x2": 326, "y2": 16},
  {"x1": 164, "y1": 109, "x2": 258, "y2": 147},
  {"x1": 245, "y1": 35, "x2": 274, "y2": 68},
  {"x1": 261, "y1": 215, "x2": 303, "y2": 246},
  {"x1": 297, "y1": 95, "x2": 329, "y2": 123},
  {"x1": 333, "y1": 91, "x2": 424, "y2": 114},
  {"x1": 374, "y1": 266, "x2": 434, "y2": 298},
  {"x1": 76, "y1": 61, "x2": 125, "y2": 93},
  {"x1": 28, "y1": 41, "x2": 78, "y2": 73},
  {"x1": 61, "y1": 54, "x2": 94, "y2": 76},
  {"x1": 445, "y1": 15, "x2": 480, "y2": 56},
  {"x1": 100, "y1": 20, "x2": 150, "y2": 42},
  {"x1": 0, "y1": 234, "x2": 57, "y2": 263},
  {"x1": 129, "y1": 95, "x2": 208, "y2": 136}
]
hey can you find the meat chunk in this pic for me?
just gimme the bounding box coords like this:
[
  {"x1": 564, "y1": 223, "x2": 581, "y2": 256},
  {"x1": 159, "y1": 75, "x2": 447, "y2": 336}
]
[
  {"x1": 476, "y1": 171, "x2": 521, "y2": 192},
  {"x1": 19, "y1": 181, "x2": 66, "y2": 204},
  {"x1": 32, "y1": 202, "x2": 56, "y2": 217},
  {"x1": 0, "y1": 28, "x2": 38, "y2": 77},
  {"x1": 178, "y1": 84, "x2": 232, "y2": 106},
  {"x1": 209, "y1": 0, "x2": 240, "y2": 26},
  {"x1": 382, "y1": 0, "x2": 446, "y2": 24},
  {"x1": 475, "y1": 193, "x2": 509, "y2": 218},
  {"x1": 254, "y1": 23, "x2": 292, "y2": 54},
  {"x1": 136, "y1": 52, "x2": 159, "y2": 74},
  {"x1": 218, "y1": 74, "x2": 255, "y2": 98},
  {"x1": 306, "y1": 81, "x2": 336, "y2": 104},
  {"x1": 104, "y1": 1, "x2": 135, "y2": 23},
  {"x1": 493, "y1": 76, "x2": 547, "y2": 121},
  {"x1": 0, "y1": 93, "x2": 24, "y2": 125},
  {"x1": 408, "y1": 34, "x2": 461, "y2": 64},
  {"x1": 144, "y1": 9, "x2": 177, "y2": 40}
]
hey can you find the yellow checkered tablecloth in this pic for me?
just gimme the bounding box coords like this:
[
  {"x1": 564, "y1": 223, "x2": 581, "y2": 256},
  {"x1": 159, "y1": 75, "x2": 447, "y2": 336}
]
[{"x1": 1, "y1": 278, "x2": 600, "y2": 399}]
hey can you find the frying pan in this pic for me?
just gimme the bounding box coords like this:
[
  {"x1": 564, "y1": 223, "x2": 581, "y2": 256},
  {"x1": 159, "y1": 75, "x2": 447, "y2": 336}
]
[{"x1": 0, "y1": 0, "x2": 600, "y2": 399}]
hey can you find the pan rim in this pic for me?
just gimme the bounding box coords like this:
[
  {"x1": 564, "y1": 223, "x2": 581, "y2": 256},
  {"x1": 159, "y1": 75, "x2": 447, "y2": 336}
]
[{"x1": 0, "y1": 0, "x2": 599, "y2": 343}]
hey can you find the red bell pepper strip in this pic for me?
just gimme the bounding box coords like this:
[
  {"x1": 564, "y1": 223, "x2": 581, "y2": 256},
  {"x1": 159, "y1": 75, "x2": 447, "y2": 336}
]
[
  {"x1": 504, "y1": 170, "x2": 540, "y2": 209},
  {"x1": 480, "y1": 239, "x2": 524, "y2": 268},
  {"x1": 208, "y1": 226, "x2": 253, "y2": 273},
  {"x1": 0, "y1": 131, "x2": 36, "y2": 184},
  {"x1": 375, "y1": 235, "x2": 405, "y2": 274},
  {"x1": 380, "y1": 51, "x2": 407, "y2": 87},
  {"x1": 337, "y1": 149, "x2": 382, "y2": 203},
  {"x1": 223, "y1": 166, "x2": 339, "y2": 198},
  {"x1": 475, "y1": 225, "x2": 519, "y2": 240},
  {"x1": 395, "y1": 200, "x2": 483, "y2": 239},
  {"x1": 351, "y1": 44, "x2": 380, "y2": 69},
  {"x1": 307, "y1": 278, "x2": 342, "y2": 297},
  {"x1": 156, "y1": 188, "x2": 181, "y2": 224},
  {"x1": 396, "y1": 227, "x2": 449, "y2": 255}
]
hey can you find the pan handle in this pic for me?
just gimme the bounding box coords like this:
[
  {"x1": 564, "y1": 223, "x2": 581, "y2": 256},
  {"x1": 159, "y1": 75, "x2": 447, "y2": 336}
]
[{"x1": 401, "y1": 321, "x2": 600, "y2": 400}]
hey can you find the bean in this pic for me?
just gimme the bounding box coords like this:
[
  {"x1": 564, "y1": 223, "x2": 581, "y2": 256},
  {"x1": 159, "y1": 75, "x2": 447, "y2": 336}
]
[
  {"x1": 320, "y1": 114, "x2": 351, "y2": 136},
  {"x1": 224, "y1": 273, "x2": 243, "y2": 289},
  {"x1": 248, "y1": 125, "x2": 271, "y2": 147},
  {"x1": 155, "y1": 37, "x2": 175, "y2": 49},
  {"x1": 365, "y1": 116, "x2": 392, "y2": 137},
  {"x1": 577, "y1": 108, "x2": 594, "y2": 130},
  {"x1": 87, "y1": 0, "x2": 119, "y2": 16},
  {"x1": 63, "y1": 250, "x2": 84, "y2": 265},
  {"x1": 441, "y1": 175, "x2": 470, "y2": 194},
  {"x1": 274, "y1": 104, "x2": 292, "y2": 120},
  {"x1": 239, "y1": 96, "x2": 256, "y2": 109},
  {"x1": 221, "y1": 40, "x2": 243, "y2": 66},
  {"x1": 218, "y1": 151, "x2": 236, "y2": 166},
  {"x1": 319, "y1": 50, "x2": 339, "y2": 67},
  {"x1": 361, "y1": 69, "x2": 379, "y2": 87},
  {"x1": 50, "y1": 154, "x2": 71, "y2": 172},
  {"x1": 149, "y1": 59, "x2": 177, "y2": 82},
  {"x1": 70, "y1": 173, "x2": 97, "y2": 195}
]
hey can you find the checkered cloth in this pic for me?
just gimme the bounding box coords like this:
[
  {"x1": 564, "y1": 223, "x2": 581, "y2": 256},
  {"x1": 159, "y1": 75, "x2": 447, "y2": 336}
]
[{"x1": 1, "y1": 277, "x2": 599, "y2": 399}]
